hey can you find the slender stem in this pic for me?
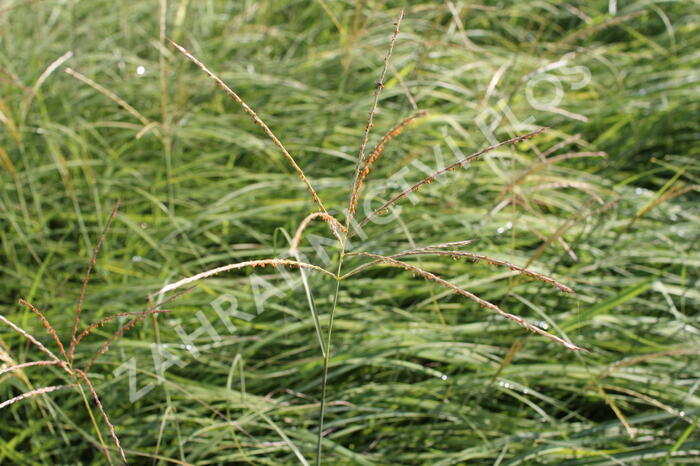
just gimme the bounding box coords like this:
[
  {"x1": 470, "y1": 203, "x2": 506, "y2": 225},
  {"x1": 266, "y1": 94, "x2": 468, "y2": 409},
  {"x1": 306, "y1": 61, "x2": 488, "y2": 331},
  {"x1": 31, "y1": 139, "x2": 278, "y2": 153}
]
[
  {"x1": 160, "y1": 0, "x2": 174, "y2": 212},
  {"x1": 150, "y1": 311, "x2": 185, "y2": 461},
  {"x1": 316, "y1": 249, "x2": 345, "y2": 465},
  {"x1": 78, "y1": 383, "x2": 113, "y2": 465}
]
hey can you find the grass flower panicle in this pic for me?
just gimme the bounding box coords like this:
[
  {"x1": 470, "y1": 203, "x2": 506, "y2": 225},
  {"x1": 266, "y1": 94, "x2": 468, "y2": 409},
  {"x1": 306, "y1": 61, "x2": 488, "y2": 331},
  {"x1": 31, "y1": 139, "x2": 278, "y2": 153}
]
[{"x1": 157, "y1": 12, "x2": 584, "y2": 463}]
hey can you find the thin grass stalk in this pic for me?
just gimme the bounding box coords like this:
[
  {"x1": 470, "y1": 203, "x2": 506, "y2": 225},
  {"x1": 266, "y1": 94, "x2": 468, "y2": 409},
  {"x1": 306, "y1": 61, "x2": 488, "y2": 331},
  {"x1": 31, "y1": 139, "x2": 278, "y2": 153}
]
[
  {"x1": 259, "y1": 412, "x2": 310, "y2": 466},
  {"x1": 596, "y1": 384, "x2": 635, "y2": 439},
  {"x1": 21, "y1": 51, "x2": 73, "y2": 126},
  {"x1": 0, "y1": 315, "x2": 60, "y2": 362},
  {"x1": 349, "y1": 253, "x2": 584, "y2": 351},
  {"x1": 153, "y1": 405, "x2": 171, "y2": 465},
  {"x1": 316, "y1": 254, "x2": 344, "y2": 466},
  {"x1": 69, "y1": 200, "x2": 121, "y2": 363},
  {"x1": 529, "y1": 181, "x2": 604, "y2": 204},
  {"x1": 497, "y1": 151, "x2": 607, "y2": 201},
  {"x1": 493, "y1": 198, "x2": 579, "y2": 262},
  {"x1": 154, "y1": 259, "x2": 337, "y2": 296},
  {"x1": 18, "y1": 298, "x2": 66, "y2": 358},
  {"x1": 84, "y1": 310, "x2": 166, "y2": 372},
  {"x1": 489, "y1": 338, "x2": 524, "y2": 385},
  {"x1": 356, "y1": 128, "x2": 547, "y2": 231},
  {"x1": 287, "y1": 213, "x2": 342, "y2": 356},
  {"x1": 413, "y1": 239, "x2": 476, "y2": 250},
  {"x1": 159, "y1": 0, "x2": 175, "y2": 211},
  {"x1": 345, "y1": 10, "x2": 404, "y2": 228},
  {"x1": 596, "y1": 348, "x2": 698, "y2": 380},
  {"x1": 148, "y1": 284, "x2": 197, "y2": 312},
  {"x1": 65, "y1": 68, "x2": 154, "y2": 130},
  {"x1": 446, "y1": 1, "x2": 481, "y2": 51},
  {"x1": 83, "y1": 286, "x2": 195, "y2": 372},
  {"x1": 388, "y1": 61, "x2": 418, "y2": 110},
  {"x1": 601, "y1": 384, "x2": 689, "y2": 420},
  {"x1": 546, "y1": 151, "x2": 607, "y2": 164},
  {"x1": 343, "y1": 239, "x2": 476, "y2": 275},
  {"x1": 541, "y1": 133, "x2": 582, "y2": 158},
  {"x1": 76, "y1": 369, "x2": 128, "y2": 464},
  {"x1": 146, "y1": 289, "x2": 187, "y2": 462},
  {"x1": 634, "y1": 183, "x2": 698, "y2": 222},
  {"x1": 76, "y1": 382, "x2": 113, "y2": 465},
  {"x1": 168, "y1": 39, "x2": 328, "y2": 214},
  {"x1": 159, "y1": 0, "x2": 168, "y2": 126},
  {"x1": 148, "y1": 374, "x2": 255, "y2": 436},
  {"x1": 149, "y1": 310, "x2": 186, "y2": 463},
  {"x1": 347, "y1": 249, "x2": 573, "y2": 293},
  {"x1": 0, "y1": 385, "x2": 70, "y2": 409},
  {"x1": 74, "y1": 309, "x2": 173, "y2": 346},
  {"x1": 0, "y1": 360, "x2": 61, "y2": 377},
  {"x1": 290, "y1": 212, "x2": 346, "y2": 254},
  {"x1": 525, "y1": 197, "x2": 619, "y2": 269},
  {"x1": 289, "y1": 248, "x2": 326, "y2": 357}
]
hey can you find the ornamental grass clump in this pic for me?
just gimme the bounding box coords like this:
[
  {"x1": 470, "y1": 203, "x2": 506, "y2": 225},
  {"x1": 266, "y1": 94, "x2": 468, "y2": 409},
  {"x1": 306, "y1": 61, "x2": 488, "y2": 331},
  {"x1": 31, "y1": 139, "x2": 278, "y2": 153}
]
[{"x1": 1, "y1": 10, "x2": 584, "y2": 465}]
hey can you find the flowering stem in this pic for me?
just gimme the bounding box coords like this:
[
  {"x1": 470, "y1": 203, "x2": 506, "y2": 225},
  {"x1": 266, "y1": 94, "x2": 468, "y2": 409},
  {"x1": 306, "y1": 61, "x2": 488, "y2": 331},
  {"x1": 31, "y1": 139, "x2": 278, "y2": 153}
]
[{"x1": 316, "y1": 248, "x2": 345, "y2": 465}]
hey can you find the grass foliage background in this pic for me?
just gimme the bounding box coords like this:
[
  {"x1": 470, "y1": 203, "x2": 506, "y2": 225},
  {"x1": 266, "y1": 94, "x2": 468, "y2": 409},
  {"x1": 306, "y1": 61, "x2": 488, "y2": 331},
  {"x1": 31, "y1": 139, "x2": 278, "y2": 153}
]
[{"x1": 1, "y1": 0, "x2": 699, "y2": 464}]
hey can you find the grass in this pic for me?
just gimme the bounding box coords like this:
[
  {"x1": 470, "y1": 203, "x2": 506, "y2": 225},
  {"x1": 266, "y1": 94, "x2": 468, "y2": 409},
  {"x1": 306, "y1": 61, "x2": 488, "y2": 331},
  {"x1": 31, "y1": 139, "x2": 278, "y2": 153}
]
[{"x1": 1, "y1": 0, "x2": 699, "y2": 464}]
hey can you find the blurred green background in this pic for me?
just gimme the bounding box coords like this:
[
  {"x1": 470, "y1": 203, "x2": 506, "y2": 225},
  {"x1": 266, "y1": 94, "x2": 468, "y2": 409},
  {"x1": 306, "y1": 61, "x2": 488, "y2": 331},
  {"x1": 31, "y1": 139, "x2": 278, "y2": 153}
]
[{"x1": 1, "y1": 0, "x2": 698, "y2": 464}]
